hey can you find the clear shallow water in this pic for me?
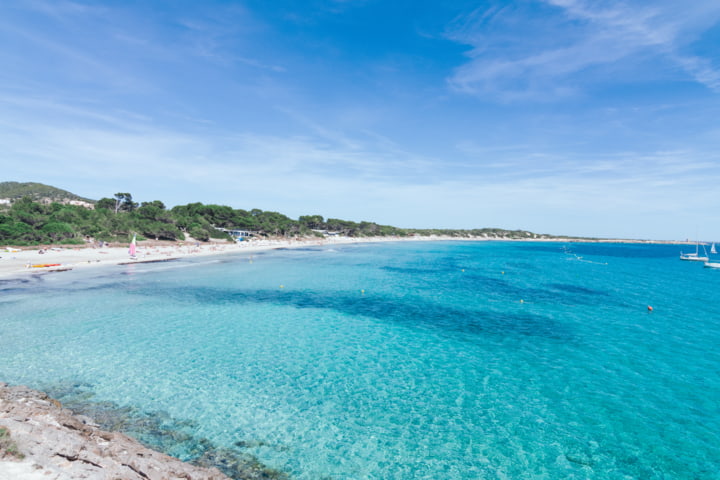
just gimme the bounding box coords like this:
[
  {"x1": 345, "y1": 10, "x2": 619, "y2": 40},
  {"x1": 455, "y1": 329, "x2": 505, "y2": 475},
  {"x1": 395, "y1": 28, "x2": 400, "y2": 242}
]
[{"x1": 1, "y1": 241, "x2": 719, "y2": 479}]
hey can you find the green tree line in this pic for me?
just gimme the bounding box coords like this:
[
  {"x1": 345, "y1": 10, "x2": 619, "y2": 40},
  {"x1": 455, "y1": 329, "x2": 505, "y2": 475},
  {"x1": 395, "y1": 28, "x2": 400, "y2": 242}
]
[
  {"x1": 0, "y1": 193, "x2": 412, "y2": 245},
  {"x1": 0, "y1": 192, "x2": 550, "y2": 246}
]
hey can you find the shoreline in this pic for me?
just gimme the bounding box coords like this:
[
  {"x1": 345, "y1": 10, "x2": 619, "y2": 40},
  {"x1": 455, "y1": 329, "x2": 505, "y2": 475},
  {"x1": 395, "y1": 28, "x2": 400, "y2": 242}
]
[
  {"x1": 0, "y1": 235, "x2": 691, "y2": 281},
  {"x1": 0, "y1": 236, "x2": 368, "y2": 281}
]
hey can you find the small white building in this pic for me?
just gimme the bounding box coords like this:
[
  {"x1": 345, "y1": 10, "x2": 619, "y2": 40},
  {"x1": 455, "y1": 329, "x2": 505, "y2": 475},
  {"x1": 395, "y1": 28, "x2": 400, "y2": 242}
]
[{"x1": 215, "y1": 227, "x2": 257, "y2": 241}]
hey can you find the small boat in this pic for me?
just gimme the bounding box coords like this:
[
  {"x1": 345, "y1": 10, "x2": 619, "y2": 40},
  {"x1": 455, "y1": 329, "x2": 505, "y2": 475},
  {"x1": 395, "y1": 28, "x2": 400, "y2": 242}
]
[
  {"x1": 31, "y1": 263, "x2": 62, "y2": 268},
  {"x1": 680, "y1": 241, "x2": 709, "y2": 262},
  {"x1": 712, "y1": 243, "x2": 717, "y2": 254},
  {"x1": 704, "y1": 262, "x2": 720, "y2": 269},
  {"x1": 680, "y1": 252, "x2": 709, "y2": 261}
]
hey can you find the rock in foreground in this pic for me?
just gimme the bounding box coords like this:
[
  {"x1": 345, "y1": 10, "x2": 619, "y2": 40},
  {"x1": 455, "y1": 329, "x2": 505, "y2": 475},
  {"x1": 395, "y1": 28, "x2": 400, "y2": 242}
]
[{"x1": 0, "y1": 382, "x2": 230, "y2": 480}]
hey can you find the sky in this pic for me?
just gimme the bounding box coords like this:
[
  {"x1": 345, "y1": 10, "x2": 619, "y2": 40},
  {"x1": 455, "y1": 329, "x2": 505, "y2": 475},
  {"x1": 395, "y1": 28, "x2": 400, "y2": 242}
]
[{"x1": 1, "y1": 0, "x2": 720, "y2": 240}]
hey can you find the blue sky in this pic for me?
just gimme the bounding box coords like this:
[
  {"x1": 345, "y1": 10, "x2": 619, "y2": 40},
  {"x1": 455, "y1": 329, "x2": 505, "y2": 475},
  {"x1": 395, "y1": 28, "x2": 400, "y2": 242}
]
[{"x1": 1, "y1": 0, "x2": 720, "y2": 240}]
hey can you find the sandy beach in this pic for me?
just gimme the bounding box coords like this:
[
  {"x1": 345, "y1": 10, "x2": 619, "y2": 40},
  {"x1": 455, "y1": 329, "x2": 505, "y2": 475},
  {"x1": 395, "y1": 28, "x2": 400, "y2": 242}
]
[{"x1": 0, "y1": 236, "x2": 436, "y2": 281}]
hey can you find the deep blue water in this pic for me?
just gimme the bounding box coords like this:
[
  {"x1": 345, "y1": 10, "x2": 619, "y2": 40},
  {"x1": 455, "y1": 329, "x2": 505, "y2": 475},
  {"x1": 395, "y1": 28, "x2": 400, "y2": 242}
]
[{"x1": 1, "y1": 241, "x2": 719, "y2": 479}]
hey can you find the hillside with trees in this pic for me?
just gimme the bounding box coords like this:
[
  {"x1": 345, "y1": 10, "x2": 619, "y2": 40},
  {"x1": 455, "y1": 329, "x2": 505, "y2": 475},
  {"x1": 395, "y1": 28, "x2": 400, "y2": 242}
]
[
  {"x1": 0, "y1": 182, "x2": 93, "y2": 204},
  {"x1": 0, "y1": 187, "x2": 554, "y2": 246}
]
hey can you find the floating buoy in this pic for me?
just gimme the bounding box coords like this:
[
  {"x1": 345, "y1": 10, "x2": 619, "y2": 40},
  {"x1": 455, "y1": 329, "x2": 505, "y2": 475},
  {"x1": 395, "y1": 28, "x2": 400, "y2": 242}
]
[
  {"x1": 520, "y1": 299, "x2": 524, "y2": 303},
  {"x1": 361, "y1": 289, "x2": 365, "y2": 295},
  {"x1": 461, "y1": 269, "x2": 465, "y2": 272},
  {"x1": 502, "y1": 271, "x2": 505, "y2": 275},
  {"x1": 279, "y1": 285, "x2": 284, "y2": 289},
  {"x1": 647, "y1": 305, "x2": 653, "y2": 312}
]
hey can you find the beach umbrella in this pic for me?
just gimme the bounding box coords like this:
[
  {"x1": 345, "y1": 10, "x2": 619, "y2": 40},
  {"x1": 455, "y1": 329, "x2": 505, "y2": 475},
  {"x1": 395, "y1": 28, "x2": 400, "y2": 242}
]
[{"x1": 129, "y1": 234, "x2": 136, "y2": 256}]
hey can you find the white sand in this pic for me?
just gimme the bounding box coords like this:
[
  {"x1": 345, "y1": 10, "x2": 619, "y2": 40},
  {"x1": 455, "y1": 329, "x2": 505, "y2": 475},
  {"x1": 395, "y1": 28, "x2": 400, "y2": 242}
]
[{"x1": 0, "y1": 236, "x2": 432, "y2": 281}]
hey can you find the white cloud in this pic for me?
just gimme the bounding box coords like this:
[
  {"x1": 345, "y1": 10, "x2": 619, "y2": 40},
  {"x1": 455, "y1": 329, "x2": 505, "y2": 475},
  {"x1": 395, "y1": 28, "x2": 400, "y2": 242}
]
[{"x1": 447, "y1": 1, "x2": 720, "y2": 100}]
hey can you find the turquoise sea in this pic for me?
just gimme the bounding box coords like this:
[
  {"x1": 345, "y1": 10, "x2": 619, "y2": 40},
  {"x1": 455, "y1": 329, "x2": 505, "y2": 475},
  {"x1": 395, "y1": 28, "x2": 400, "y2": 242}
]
[{"x1": 1, "y1": 241, "x2": 719, "y2": 479}]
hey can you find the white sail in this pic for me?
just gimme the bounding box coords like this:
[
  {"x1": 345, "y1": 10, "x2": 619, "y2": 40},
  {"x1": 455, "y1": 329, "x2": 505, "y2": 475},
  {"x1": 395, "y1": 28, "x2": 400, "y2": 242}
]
[{"x1": 711, "y1": 243, "x2": 717, "y2": 254}]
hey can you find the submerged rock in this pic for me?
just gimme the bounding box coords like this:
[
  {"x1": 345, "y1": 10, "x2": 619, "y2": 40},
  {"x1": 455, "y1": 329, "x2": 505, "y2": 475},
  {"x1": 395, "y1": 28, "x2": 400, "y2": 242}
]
[{"x1": 0, "y1": 382, "x2": 230, "y2": 479}]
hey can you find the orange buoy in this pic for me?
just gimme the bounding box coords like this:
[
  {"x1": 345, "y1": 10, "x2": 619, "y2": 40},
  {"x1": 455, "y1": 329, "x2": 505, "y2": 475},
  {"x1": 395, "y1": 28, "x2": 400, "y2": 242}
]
[{"x1": 647, "y1": 305, "x2": 653, "y2": 312}]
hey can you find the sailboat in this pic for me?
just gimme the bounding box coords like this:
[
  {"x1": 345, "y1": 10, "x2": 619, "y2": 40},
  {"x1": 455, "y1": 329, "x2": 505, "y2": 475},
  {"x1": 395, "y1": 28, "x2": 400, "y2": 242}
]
[
  {"x1": 680, "y1": 240, "x2": 708, "y2": 262},
  {"x1": 705, "y1": 242, "x2": 720, "y2": 268},
  {"x1": 128, "y1": 234, "x2": 137, "y2": 257}
]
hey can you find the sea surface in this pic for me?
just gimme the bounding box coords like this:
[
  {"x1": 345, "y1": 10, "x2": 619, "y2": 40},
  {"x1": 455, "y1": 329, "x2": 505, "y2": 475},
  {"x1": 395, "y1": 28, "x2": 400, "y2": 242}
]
[{"x1": 1, "y1": 241, "x2": 719, "y2": 479}]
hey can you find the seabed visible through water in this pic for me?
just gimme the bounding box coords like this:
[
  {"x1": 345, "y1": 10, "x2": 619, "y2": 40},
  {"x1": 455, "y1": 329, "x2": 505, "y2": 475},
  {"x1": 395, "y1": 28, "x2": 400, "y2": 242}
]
[{"x1": 1, "y1": 241, "x2": 719, "y2": 479}]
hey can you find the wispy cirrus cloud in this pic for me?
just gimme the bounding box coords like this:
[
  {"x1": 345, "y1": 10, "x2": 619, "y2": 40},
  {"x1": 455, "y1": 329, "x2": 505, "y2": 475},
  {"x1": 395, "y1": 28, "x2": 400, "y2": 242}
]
[
  {"x1": 0, "y1": 94, "x2": 445, "y2": 199},
  {"x1": 447, "y1": 0, "x2": 720, "y2": 100},
  {"x1": 174, "y1": 5, "x2": 287, "y2": 72}
]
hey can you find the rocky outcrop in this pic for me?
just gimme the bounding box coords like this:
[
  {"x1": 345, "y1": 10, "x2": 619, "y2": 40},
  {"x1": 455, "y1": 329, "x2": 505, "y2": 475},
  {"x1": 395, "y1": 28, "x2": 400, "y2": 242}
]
[{"x1": 0, "y1": 382, "x2": 230, "y2": 479}]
